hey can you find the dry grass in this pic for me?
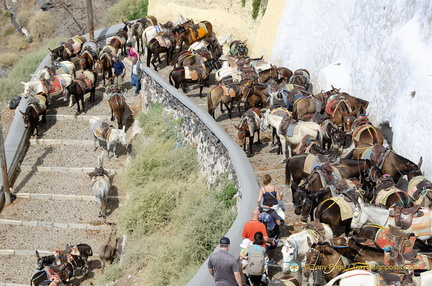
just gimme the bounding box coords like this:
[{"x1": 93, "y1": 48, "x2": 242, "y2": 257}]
[
  {"x1": 0, "y1": 52, "x2": 20, "y2": 68},
  {"x1": 28, "y1": 10, "x2": 55, "y2": 41}
]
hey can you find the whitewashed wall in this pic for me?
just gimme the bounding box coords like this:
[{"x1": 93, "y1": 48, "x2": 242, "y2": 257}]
[{"x1": 271, "y1": 0, "x2": 432, "y2": 177}]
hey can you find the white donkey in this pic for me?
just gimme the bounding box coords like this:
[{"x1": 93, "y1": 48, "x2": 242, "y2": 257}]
[
  {"x1": 89, "y1": 116, "x2": 128, "y2": 159},
  {"x1": 88, "y1": 151, "x2": 111, "y2": 218},
  {"x1": 280, "y1": 223, "x2": 333, "y2": 284},
  {"x1": 260, "y1": 108, "x2": 322, "y2": 163}
]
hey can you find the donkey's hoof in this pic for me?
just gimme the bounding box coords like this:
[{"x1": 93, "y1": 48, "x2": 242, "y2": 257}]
[{"x1": 279, "y1": 158, "x2": 287, "y2": 164}]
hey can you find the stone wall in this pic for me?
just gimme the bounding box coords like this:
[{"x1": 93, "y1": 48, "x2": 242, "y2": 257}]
[{"x1": 140, "y1": 73, "x2": 234, "y2": 186}]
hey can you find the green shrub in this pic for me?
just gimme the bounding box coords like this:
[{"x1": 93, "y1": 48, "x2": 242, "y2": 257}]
[
  {"x1": 115, "y1": 106, "x2": 237, "y2": 284},
  {"x1": 7, "y1": 36, "x2": 28, "y2": 51},
  {"x1": 103, "y1": 0, "x2": 148, "y2": 26},
  {"x1": 4, "y1": 27, "x2": 14, "y2": 36},
  {"x1": 95, "y1": 262, "x2": 122, "y2": 286},
  {"x1": 242, "y1": 0, "x2": 246, "y2": 7},
  {"x1": 127, "y1": 0, "x2": 149, "y2": 21},
  {"x1": 252, "y1": 0, "x2": 261, "y2": 19}
]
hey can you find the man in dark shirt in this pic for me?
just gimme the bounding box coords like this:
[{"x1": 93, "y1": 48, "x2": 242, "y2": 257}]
[
  {"x1": 111, "y1": 56, "x2": 125, "y2": 89},
  {"x1": 208, "y1": 237, "x2": 242, "y2": 286}
]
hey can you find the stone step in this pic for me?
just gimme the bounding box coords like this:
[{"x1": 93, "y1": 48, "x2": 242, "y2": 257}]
[
  {"x1": 0, "y1": 223, "x2": 111, "y2": 257},
  {"x1": 14, "y1": 193, "x2": 125, "y2": 201},
  {"x1": 20, "y1": 144, "x2": 127, "y2": 170},
  {"x1": 0, "y1": 198, "x2": 119, "y2": 224}
]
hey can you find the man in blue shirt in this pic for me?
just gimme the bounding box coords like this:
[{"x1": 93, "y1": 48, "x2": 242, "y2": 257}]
[{"x1": 111, "y1": 56, "x2": 125, "y2": 89}]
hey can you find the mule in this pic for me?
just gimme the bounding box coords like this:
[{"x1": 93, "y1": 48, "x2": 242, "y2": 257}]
[
  {"x1": 280, "y1": 223, "x2": 333, "y2": 283},
  {"x1": 108, "y1": 91, "x2": 126, "y2": 129},
  {"x1": 207, "y1": 79, "x2": 253, "y2": 119},
  {"x1": 170, "y1": 48, "x2": 213, "y2": 67},
  {"x1": 372, "y1": 175, "x2": 414, "y2": 208},
  {"x1": 147, "y1": 31, "x2": 176, "y2": 71},
  {"x1": 233, "y1": 107, "x2": 262, "y2": 156},
  {"x1": 299, "y1": 179, "x2": 362, "y2": 222},
  {"x1": 292, "y1": 95, "x2": 318, "y2": 121},
  {"x1": 304, "y1": 241, "x2": 350, "y2": 283},
  {"x1": 40, "y1": 60, "x2": 76, "y2": 80},
  {"x1": 124, "y1": 20, "x2": 144, "y2": 53},
  {"x1": 325, "y1": 96, "x2": 353, "y2": 129},
  {"x1": 31, "y1": 265, "x2": 72, "y2": 286},
  {"x1": 96, "y1": 52, "x2": 112, "y2": 86},
  {"x1": 348, "y1": 143, "x2": 423, "y2": 183},
  {"x1": 351, "y1": 202, "x2": 432, "y2": 242},
  {"x1": 175, "y1": 21, "x2": 213, "y2": 50},
  {"x1": 258, "y1": 66, "x2": 293, "y2": 83},
  {"x1": 349, "y1": 116, "x2": 384, "y2": 147},
  {"x1": 407, "y1": 170, "x2": 432, "y2": 207},
  {"x1": 66, "y1": 70, "x2": 98, "y2": 114},
  {"x1": 229, "y1": 40, "x2": 248, "y2": 57},
  {"x1": 49, "y1": 36, "x2": 87, "y2": 61},
  {"x1": 106, "y1": 33, "x2": 127, "y2": 57},
  {"x1": 21, "y1": 74, "x2": 73, "y2": 105},
  {"x1": 89, "y1": 116, "x2": 128, "y2": 159},
  {"x1": 169, "y1": 58, "x2": 221, "y2": 97},
  {"x1": 142, "y1": 22, "x2": 176, "y2": 52},
  {"x1": 188, "y1": 36, "x2": 223, "y2": 59},
  {"x1": 260, "y1": 109, "x2": 322, "y2": 162},
  {"x1": 20, "y1": 92, "x2": 47, "y2": 137},
  {"x1": 288, "y1": 69, "x2": 312, "y2": 92},
  {"x1": 78, "y1": 50, "x2": 95, "y2": 71},
  {"x1": 89, "y1": 152, "x2": 111, "y2": 218},
  {"x1": 301, "y1": 159, "x2": 373, "y2": 197},
  {"x1": 99, "y1": 231, "x2": 118, "y2": 271}
]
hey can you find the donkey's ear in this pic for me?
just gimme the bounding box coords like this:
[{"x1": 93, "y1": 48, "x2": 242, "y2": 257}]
[
  {"x1": 36, "y1": 250, "x2": 40, "y2": 258},
  {"x1": 307, "y1": 236, "x2": 312, "y2": 247},
  {"x1": 418, "y1": 157, "x2": 423, "y2": 169},
  {"x1": 233, "y1": 124, "x2": 240, "y2": 131}
]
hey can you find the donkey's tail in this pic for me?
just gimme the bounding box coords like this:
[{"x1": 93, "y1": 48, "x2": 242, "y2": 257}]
[
  {"x1": 169, "y1": 71, "x2": 174, "y2": 86},
  {"x1": 285, "y1": 157, "x2": 292, "y2": 185}
]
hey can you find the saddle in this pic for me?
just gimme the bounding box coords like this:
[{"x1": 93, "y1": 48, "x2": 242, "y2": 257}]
[
  {"x1": 319, "y1": 163, "x2": 336, "y2": 185},
  {"x1": 305, "y1": 221, "x2": 327, "y2": 242},
  {"x1": 389, "y1": 205, "x2": 423, "y2": 230},
  {"x1": 370, "y1": 145, "x2": 389, "y2": 169},
  {"x1": 410, "y1": 177, "x2": 432, "y2": 200},
  {"x1": 384, "y1": 225, "x2": 417, "y2": 254},
  {"x1": 279, "y1": 115, "x2": 297, "y2": 135},
  {"x1": 94, "y1": 121, "x2": 113, "y2": 140},
  {"x1": 379, "y1": 270, "x2": 413, "y2": 286},
  {"x1": 342, "y1": 189, "x2": 362, "y2": 209}
]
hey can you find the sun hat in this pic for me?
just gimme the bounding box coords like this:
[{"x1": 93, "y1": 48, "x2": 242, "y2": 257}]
[{"x1": 240, "y1": 238, "x2": 252, "y2": 249}]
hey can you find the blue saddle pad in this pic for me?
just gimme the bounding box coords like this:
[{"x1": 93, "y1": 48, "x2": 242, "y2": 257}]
[{"x1": 286, "y1": 124, "x2": 297, "y2": 137}]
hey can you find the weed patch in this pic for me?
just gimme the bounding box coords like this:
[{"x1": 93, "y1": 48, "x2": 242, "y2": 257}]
[{"x1": 99, "y1": 105, "x2": 237, "y2": 284}]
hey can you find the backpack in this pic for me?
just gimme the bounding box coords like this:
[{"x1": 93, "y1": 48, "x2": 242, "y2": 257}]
[
  {"x1": 259, "y1": 209, "x2": 280, "y2": 238},
  {"x1": 245, "y1": 246, "x2": 265, "y2": 276}
]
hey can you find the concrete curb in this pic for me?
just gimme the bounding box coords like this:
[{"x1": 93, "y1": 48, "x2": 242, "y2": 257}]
[
  {"x1": 19, "y1": 166, "x2": 122, "y2": 173},
  {"x1": 14, "y1": 193, "x2": 125, "y2": 200}
]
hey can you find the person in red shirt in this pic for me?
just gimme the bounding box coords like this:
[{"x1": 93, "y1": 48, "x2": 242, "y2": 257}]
[{"x1": 242, "y1": 208, "x2": 275, "y2": 248}]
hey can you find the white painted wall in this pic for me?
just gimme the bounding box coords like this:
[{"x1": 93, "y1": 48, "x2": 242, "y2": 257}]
[{"x1": 271, "y1": 0, "x2": 432, "y2": 177}]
